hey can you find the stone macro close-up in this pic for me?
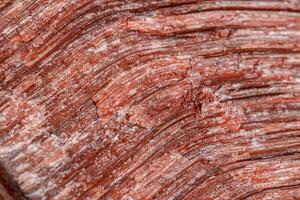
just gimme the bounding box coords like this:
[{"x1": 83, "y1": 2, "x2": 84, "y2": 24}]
[{"x1": 1, "y1": 0, "x2": 300, "y2": 199}]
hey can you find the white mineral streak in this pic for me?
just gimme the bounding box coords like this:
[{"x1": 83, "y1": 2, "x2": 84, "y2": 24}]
[
  {"x1": 89, "y1": 43, "x2": 108, "y2": 53},
  {"x1": 0, "y1": 94, "x2": 46, "y2": 156},
  {"x1": 251, "y1": 138, "x2": 262, "y2": 149},
  {"x1": 0, "y1": 142, "x2": 24, "y2": 157}
]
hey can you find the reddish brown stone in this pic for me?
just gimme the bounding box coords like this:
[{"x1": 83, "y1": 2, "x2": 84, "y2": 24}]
[{"x1": 1, "y1": 0, "x2": 300, "y2": 199}]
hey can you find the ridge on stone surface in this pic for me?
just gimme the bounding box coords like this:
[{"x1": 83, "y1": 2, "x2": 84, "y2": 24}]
[{"x1": 1, "y1": 0, "x2": 300, "y2": 199}]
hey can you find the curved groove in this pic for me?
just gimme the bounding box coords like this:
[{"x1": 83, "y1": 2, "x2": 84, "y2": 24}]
[
  {"x1": 78, "y1": 112, "x2": 194, "y2": 199},
  {"x1": 234, "y1": 183, "x2": 300, "y2": 200}
]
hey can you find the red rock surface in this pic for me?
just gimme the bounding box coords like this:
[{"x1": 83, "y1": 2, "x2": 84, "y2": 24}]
[{"x1": 1, "y1": 0, "x2": 300, "y2": 199}]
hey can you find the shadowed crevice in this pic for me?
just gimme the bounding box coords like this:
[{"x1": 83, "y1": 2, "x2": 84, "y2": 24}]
[{"x1": 0, "y1": 161, "x2": 28, "y2": 200}]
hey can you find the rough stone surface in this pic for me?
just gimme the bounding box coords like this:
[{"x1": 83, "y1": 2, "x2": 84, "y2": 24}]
[{"x1": 1, "y1": 0, "x2": 300, "y2": 199}]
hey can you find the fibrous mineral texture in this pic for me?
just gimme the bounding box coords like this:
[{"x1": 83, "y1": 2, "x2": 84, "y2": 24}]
[{"x1": 1, "y1": 0, "x2": 300, "y2": 199}]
